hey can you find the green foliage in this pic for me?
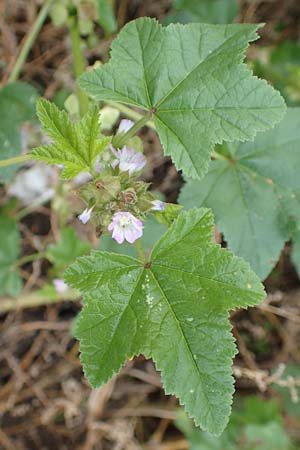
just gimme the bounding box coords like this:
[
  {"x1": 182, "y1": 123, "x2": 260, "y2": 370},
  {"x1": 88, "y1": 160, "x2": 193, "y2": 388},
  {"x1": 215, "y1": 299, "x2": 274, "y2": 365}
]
[
  {"x1": 165, "y1": 0, "x2": 239, "y2": 25},
  {"x1": 152, "y1": 202, "x2": 182, "y2": 227},
  {"x1": 65, "y1": 208, "x2": 264, "y2": 435},
  {"x1": 253, "y1": 40, "x2": 300, "y2": 106},
  {"x1": 31, "y1": 99, "x2": 111, "y2": 179},
  {"x1": 176, "y1": 396, "x2": 294, "y2": 450},
  {"x1": 49, "y1": 1, "x2": 68, "y2": 27},
  {"x1": 46, "y1": 226, "x2": 91, "y2": 272},
  {"x1": 291, "y1": 233, "x2": 300, "y2": 278},
  {"x1": 272, "y1": 364, "x2": 300, "y2": 418},
  {"x1": 0, "y1": 82, "x2": 38, "y2": 182},
  {"x1": 79, "y1": 18, "x2": 285, "y2": 180},
  {"x1": 180, "y1": 108, "x2": 300, "y2": 280},
  {"x1": 97, "y1": 0, "x2": 117, "y2": 34},
  {"x1": 0, "y1": 213, "x2": 22, "y2": 297}
]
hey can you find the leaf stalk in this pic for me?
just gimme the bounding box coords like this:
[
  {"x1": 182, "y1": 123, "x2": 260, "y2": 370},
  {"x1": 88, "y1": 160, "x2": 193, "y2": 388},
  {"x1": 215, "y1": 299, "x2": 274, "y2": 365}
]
[
  {"x1": 67, "y1": 12, "x2": 89, "y2": 116},
  {"x1": 134, "y1": 239, "x2": 147, "y2": 262},
  {"x1": 8, "y1": 0, "x2": 54, "y2": 83},
  {"x1": 0, "y1": 154, "x2": 32, "y2": 168},
  {"x1": 112, "y1": 112, "x2": 152, "y2": 148}
]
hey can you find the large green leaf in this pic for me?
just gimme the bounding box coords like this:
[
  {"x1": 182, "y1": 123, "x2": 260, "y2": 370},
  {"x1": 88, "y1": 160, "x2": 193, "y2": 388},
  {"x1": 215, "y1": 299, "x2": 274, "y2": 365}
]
[
  {"x1": 0, "y1": 213, "x2": 22, "y2": 296},
  {"x1": 0, "y1": 82, "x2": 38, "y2": 182},
  {"x1": 31, "y1": 99, "x2": 111, "y2": 179},
  {"x1": 65, "y1": 208, "x2": 264, "y2": 435},
  {"x1": 79, "y1": 18, "x2": 285, "y2": 180},
  {"x1": 180, "y1": 108, "x2": 300, "y2": 280},
  {"x1": 165, "y1": 0, "x2": 239, "y2": 25}
]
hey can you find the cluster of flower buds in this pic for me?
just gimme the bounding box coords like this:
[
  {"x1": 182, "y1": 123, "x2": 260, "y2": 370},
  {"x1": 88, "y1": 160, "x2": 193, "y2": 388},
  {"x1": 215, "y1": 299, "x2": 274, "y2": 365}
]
[{"x1": 78, "y1": 119, "x2": 169, "y2": 244}]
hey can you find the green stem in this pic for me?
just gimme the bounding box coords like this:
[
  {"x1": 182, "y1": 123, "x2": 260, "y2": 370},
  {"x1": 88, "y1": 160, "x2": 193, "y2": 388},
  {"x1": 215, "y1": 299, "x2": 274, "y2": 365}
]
[
  {"x1": 106, "y1": 101, "x2": 156, "y2": 130},
  {"x1": 113, "y1": 112, "x2": 152, "y2": 148},
  {"x1": 0, "y1": 289, "x2": 79, "y2": 313},
  {"x1": 67, "y1": 12, "x2": 89, "y2": 116},
  {"x1": 134, "y1": 240, "x2": 146, "y2": 262},
  {"x1": 14, "y1": 251, "x2": 47, "y2": 268},
  {"x1": 0, "y1": 154, "x2": 31, "y2": 168},
  {"x1": 211, "y1": 151, "x2": 228, "y2": 161},
  {"x1": 16, "y1": 191, "x2": 53, "y2": 220},
  {"x1": 8, "y1": 0, "x2": 54, "y2": 83}
]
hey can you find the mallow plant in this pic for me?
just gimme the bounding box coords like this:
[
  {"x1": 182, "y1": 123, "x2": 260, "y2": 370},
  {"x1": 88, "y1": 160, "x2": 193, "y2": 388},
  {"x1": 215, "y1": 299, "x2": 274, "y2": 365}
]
[{"x1": 6, "y1": 18, "x2": 288, "y2": 435}]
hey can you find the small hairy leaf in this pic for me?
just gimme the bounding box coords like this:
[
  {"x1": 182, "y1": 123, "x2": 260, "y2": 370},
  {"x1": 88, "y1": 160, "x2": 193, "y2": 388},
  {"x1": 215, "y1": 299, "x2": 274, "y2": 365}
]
[
  {"x1": 0, "y1": 82, "x2": 38, "y2": 182},
  {"x1": 31, "y1": 99, "x2": 110, "y2": 179},
  {"x1": 180, "y1": 108, "x2": 300, "y2": 279},
  {"x1": 65, "y1": 208, "x2": 265, "y2": 435},
  {"x1": 79, "y1": 18, "x2": 286, "y2": 180},
  {"x1": 0, "y1": 213, "x2": 22, "y2": 296},
  {"x1": 46, "y1": 227, "x2": 91, "y2": 271}
]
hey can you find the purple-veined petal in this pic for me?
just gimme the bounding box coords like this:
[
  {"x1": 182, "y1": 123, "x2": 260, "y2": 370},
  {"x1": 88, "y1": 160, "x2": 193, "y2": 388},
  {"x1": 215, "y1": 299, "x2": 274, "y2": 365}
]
[
  {"x1": 111, "y1": 225, "x2": 125, "y2": 244},
  {"x1": 108, "y1": 211, "x2": 143, "y2": 244},
  {"x1": 110, "y1": 145, "x2": 146, "y2": 174}
]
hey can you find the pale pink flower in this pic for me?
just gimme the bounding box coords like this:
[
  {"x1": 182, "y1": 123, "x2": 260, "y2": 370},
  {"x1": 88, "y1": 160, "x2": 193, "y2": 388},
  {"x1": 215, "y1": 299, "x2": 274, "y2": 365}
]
[
  {"x1": 78, "y1": 206, "x2": 94, "y2": 224},
  {"x1": 111, "y1": 146, "x2": 146, "y2": 175},
  {"x1": 108, "y1": 212, "x2": 143, "y2": 244},
  {"x1": 151, "y1": 200, "x2": 166, "y2": 211},
  {"x1": 117, "y1": 119, "x2": 134, "y2": 134},
  {"x1": 53, "y1": 279, "x2": 68, "y2": 293}
]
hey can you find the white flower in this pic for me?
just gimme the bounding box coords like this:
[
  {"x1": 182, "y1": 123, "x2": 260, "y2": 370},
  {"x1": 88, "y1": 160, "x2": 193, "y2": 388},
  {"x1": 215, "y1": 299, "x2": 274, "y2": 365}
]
[
  {"x1": 151, "y1": 200, "x2": 166, "y2": 211},
  {"x1": 108, "y1": 212, "x2": 143, "y2": 244},
  {"x1": 78, "y1": 206, "x2": 94, "y2": 224},
  {"x1": 117, "y1": 119, "x2": 134, "y2": 134},
  {"x1": 53, "y1": 279, "x2": 68, "y2": 293},
  {"x1": 111, "y1": 146, "x2": 146, "y2": 175}
]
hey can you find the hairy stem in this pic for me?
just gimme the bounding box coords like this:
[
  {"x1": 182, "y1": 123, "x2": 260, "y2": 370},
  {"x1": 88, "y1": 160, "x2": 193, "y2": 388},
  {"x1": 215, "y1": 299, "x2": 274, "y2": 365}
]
[
  {"x1": 0, "y1": 154, "x2": 32, "y2": 168},
  {"x1": 8, "y1": 0, "x2": 54, "y2": 83},
  {"x1": 112, "y1": 112, "x2": 152, "y2": 148},
  {"x1": 134, "y1": 239, "x2": 147, "y2": 262},
  {"x1": 67, "y1": 11, "x2": 89, "y2": 116},
  {"x1": 0, "y1": 289, "x2": 79, "y2": 313},
  {"x1": 14, "y1": 252, "x2": 47, "y2": 268},
  {"x1": 211, "y1": 151, "x2": 228, "y2": 161},
  {"x1": 106, "y1": 101, "x2": 156, "y2": 130}
]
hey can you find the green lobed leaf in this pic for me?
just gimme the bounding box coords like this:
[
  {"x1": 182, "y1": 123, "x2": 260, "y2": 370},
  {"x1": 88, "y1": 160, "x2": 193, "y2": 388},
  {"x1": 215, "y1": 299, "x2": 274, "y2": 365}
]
[
  {"x1": 180, "y1": 108, "x2": 300, "y2": 280},
  {"x1": 165, "y1": 0, "x2": 239, "y2": 25},
  {"x1": 0, "y1": 213, "x2": 22, "y2": 296},
  {"x1": 46, "y1": 226, "x2": 91, "y2": 271},
  {"x1": 79, "y1": 18, "x2": 286, "y2": 180},
  {"x1": 0, "y1": 82, "x2": 38, "y2": 182},
  {"x1": 65, "y1": 208, "x2": 265, "y2": 435},
  {"x1": 31, "y1": 99, "x2": 111, "y2": 179}
]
